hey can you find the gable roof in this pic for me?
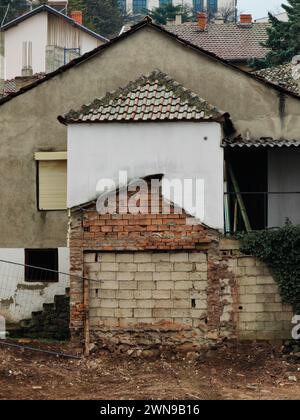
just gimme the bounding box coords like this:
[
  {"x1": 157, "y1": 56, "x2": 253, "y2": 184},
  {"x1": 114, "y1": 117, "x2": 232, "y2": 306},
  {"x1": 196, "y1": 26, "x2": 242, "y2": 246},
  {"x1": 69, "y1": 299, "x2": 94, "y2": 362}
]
[
  {"x1": 58, "y1": 70, "x2": 224, "y2": 124},
  {"x1": 254, "y1": 63, "x2": 298, "y2": 95},
  {"x1": 0, "y1": 5, "x2": 108, "y2": 43},
  {"x1": 0, "y1": 17, "x2": 299, "y2": 109},
  {"x1": 164, "y1": 22, "x2": 269, "y2": 62}
]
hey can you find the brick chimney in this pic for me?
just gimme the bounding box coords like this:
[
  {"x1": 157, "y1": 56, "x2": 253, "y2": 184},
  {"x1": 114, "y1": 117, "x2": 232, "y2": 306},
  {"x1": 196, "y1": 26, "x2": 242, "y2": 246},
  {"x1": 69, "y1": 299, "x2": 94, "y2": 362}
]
[
  {"x1": 71, "y1": 10, "x2": 83, "y2": 25},
  {"x1": 240, "y1": 14, "x2": 252, "y2": 25},
  {"x1": 197, "y1": 12, "x2": 207, "y2": 31}
]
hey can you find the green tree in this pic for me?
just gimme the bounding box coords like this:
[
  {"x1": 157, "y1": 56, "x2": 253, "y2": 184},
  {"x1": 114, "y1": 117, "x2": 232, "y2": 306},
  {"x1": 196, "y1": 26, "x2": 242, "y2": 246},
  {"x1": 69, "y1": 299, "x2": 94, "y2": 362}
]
[
  {"x1": 0, "y1": 0, "x2": 29, "y2": 26},
  {"x1": 146, "y1": 3, "x2": 193, "y2": 25},
  {"x1": 251, "y1": 0, "x2": 300, "y2": 70}
]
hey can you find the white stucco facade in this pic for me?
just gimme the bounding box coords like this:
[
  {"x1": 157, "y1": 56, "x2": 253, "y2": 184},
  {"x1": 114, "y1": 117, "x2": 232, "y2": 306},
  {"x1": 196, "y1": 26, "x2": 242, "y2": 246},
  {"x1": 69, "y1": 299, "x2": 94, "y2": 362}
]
[
  {"x1": 67, "y1": 121, "x2": 224, "y2": 230},
  {"x1": 0, "y1": 248, "x2": 69, "y2": 323},
  {"x1": 3, "y1": 11, "x2": 102, "y2": 80}
]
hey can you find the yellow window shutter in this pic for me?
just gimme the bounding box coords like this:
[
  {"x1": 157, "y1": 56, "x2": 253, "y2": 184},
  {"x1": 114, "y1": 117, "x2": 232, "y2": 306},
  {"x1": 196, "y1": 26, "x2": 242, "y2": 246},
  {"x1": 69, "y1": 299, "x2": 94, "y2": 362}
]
[{"x1": 38, "y1": 160, "x2": 67, "y2": 210}]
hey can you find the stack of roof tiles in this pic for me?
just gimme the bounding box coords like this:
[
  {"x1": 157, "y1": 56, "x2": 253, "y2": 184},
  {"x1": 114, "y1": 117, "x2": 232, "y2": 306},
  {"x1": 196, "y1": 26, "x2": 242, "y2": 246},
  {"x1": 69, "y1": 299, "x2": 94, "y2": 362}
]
[{"x1": 255, "y1": 63, "x2": 298, "y2": 95}]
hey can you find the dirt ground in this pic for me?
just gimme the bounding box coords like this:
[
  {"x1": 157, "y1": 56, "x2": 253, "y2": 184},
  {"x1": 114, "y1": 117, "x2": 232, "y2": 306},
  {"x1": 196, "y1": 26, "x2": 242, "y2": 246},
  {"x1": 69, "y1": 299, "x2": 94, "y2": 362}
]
[{"x1": 0, "y1": 340, "x2": 300, "y2": 400}]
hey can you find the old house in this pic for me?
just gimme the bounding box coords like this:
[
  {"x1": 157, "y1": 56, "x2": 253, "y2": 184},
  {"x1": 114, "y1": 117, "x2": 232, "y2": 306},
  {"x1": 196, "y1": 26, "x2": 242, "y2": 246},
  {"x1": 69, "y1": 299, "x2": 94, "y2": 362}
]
[
  {"x1": 0, "y1": 18, "x2": 299, "y2": 339},
  {"x1": 0, "y1": 4, "x2": 107, "y2": 89},
  {"x1": 165, "y1": 13, "x2": 269, "y2": 71}
]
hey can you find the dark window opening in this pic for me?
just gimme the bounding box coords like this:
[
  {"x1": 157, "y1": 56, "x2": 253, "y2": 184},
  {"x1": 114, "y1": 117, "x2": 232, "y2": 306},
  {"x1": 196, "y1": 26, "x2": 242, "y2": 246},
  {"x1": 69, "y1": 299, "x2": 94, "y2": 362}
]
[
  {"x1": 25, "y1": 249, "x2": 59, "y2": 282},
  {"x1": 225, "y1": 148, "x2": 268, "y2": 233}
]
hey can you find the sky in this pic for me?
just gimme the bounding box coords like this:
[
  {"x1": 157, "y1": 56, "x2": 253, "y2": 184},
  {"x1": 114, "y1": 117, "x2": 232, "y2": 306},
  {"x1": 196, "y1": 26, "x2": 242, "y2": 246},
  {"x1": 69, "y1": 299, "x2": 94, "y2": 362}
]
[{"x1": 238, "y1": 0, "x2": 288, "y2": 19}]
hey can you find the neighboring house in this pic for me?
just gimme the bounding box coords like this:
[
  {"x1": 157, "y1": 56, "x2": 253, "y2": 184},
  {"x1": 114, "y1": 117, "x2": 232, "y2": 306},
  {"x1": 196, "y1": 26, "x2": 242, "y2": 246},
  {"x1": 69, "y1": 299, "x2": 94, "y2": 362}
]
[
  {"x1": 255, "y1": 11, "x2": 288, "y2": 23},
  {"x1": 255, "y1": 63, "x2": 298, "y2": 96},
  {"x1": 0, "y1": 18, "x2": 299, "y2": 331},
  {"x1": 119, "y1": 0, "x2": 235, "y2": 15},
  {"x1": 0, "y1": 4, "x2": 107, "y2": 81},
  {"x1": 165, "y1": 13, "x2": 269, "y2": 70}
]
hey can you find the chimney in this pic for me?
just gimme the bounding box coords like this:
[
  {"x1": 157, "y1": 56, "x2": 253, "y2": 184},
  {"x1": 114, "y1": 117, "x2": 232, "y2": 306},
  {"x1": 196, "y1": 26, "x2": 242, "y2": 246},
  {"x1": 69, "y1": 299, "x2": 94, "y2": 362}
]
[
  {"x1": 292, "y1": 55, "x2": 300, "y2": 94},
  {"x1": 197, "y1": 12, "x2": 207, "y2": 31},
  {"x1": 175, "y1": 14, "x2": 182, "y2": 25},
  {"x1": 71, "y1": 10, "x2": 83, "y2": 25},
  {"x1": 239, "y1": 14, "x2": 253, "y2": 25}
]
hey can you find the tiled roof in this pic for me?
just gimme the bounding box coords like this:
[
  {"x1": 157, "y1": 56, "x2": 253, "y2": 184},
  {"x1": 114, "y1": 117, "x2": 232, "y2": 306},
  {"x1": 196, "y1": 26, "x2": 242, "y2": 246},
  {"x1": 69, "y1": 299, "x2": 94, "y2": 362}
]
[
  {"x1": 223, "y1": 137, "x2": 300, "y2": 148},
  {"x1": 254, "y1": 63, "x2": 298, "y2": 95},
  {"x1": 0, "y1": 74, "x2": 46, "y2": 98},
  {"x1": 165, "y1": 22, "x2": 269, "y2": 62},
  {"x1": 59, "y1": 70, "x2": 224, "y2": 124}
]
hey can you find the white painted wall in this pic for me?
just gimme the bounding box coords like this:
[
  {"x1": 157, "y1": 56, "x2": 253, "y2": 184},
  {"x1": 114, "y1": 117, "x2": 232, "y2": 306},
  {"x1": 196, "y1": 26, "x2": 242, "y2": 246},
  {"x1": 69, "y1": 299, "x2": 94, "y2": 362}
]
[
  {"x1": 0, "y1": 248, "x2": 69, "y2": 323},
  {"x1": 80, "y1": 31, "x2": 100, "y2": 54},
  {"x1": 268, "y1": 149, "x2": 300, "y2": 227},
  {"x1": 4, "y1": 12, "x2": 48, "y2": 80},
  {"x1": 67, "y1": 122, "x2": 224, "y2": 230}
]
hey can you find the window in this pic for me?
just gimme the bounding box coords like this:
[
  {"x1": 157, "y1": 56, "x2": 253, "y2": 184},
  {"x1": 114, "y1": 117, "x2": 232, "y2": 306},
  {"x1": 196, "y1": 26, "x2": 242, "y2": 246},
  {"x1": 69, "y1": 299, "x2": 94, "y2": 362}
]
[
  {"x1": 35, "y1": 152, "x2": 67, "y2": 211},
  {"x1": 193, "y1": 0, "x2": 204, "y2": 13},
  {"x1": 25, "y1": 249, "x2": 58, "y2": 283},
  {"x1": 118, "y1": 0, "x2": 126, "y2": 13},
  {"x1": 132, "y1": 0, "x2": 147, "y2": 14},
  {"x1": 207, "y1": 0, "x2": 218, "y2": 13},
  {"x1": 159, "y1": 0, "x2": 172, "y2": 6}
]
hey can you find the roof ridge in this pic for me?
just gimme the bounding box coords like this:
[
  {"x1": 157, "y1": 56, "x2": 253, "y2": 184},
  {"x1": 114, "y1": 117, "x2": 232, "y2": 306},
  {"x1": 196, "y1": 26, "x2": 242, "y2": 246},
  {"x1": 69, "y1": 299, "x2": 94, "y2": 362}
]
[{"x1": 64, "y1": 70, "x2": 220, "y2": 121}]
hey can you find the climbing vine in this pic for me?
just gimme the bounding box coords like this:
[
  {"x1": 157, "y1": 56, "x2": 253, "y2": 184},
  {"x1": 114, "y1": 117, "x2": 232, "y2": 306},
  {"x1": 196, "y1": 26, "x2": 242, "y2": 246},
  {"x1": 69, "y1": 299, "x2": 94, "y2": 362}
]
[{"x1": 239, "y1": 222, "x2": 300, "y2": 314}]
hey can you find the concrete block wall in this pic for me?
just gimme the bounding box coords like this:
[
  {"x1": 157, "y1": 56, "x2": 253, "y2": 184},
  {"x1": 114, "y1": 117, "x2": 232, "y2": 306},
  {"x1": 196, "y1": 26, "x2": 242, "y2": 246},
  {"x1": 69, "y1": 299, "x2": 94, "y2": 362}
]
[
  {"x1": 86, "y1": 251, "x2": 208, "y2": 332},
  {"x1": 229, "y1": 256, "x2": 293, "y2": 340}
]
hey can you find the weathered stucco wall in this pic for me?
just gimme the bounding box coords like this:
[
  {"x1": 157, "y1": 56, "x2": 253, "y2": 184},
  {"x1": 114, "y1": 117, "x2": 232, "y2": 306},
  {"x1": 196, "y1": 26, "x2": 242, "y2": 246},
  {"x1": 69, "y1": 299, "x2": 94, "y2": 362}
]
[
  {"x1": 1, "y1": 25, "x2": 300, "y2": 248},
  {"x1": 0, "y1": 248, "x2": 69, "y2": 323}
]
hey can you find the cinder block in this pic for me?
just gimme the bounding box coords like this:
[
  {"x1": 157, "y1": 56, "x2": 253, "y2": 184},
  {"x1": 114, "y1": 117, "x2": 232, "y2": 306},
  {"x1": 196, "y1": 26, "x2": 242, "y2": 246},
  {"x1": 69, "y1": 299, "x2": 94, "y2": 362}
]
[
  {"x1": 156, "y1": 281, "x2": 174, "y2": 290},
  {"x1": 84, "y1": 253, "x2": 96, "y2": 263},
  {"x1": 135, "y1": 272, "x2": 153, "y2": 281},
  {"x1": 192, "y1": 281, "x2": 207, "y2": 291},
  {"x1": 189, "y1": 253, "x2": 207, "y2": 262},
  {"x1": 256, "y1": 312, "x2": 275, "y2": 322},
  {"x1": 137, "y1": 263, "x2": 155, "y2": 272},
  {"x1": 97, "y1": 308, "x2": 115, "y2": 317},
  {"x1": 152, "y1": 290, "x2": 171, "y2": 300},
  {"x1": 97, "y1": 271, "x2": 116, "y2": 281},
  {"x1": 174, "y1": 299, "x2": 191, "y2": 309},
  {"x1": 171, "y1": 272, "x2": 189, "y2": 281},
  {"x1": 152, "y1": 308, "x2": 172, "y2": 318},
  {"x1": 115, "y1": 308, "x2": 133, "y2": 318},
  {"x1": 119, "y1": 281, "x2": 137, "y2": 290},
  {"x1": 119, "y1": 300, "x2": 137, "y2": 309},
  {"x1": 134, "y1": 308, "x2": 152, "y2": 318},
  {"x1": 117, "y1": 272, "x2": 135, "y2": 281},
  {"x1": 239, "y1": 277, "x2": 257, "y2": 286},
  {"x1": 170, "y1": 253, "x2": 189, "y2": 262},
  {"x1": 174, "y1": 263, "x2": 193, "y2": 272},
  {"x1": 119, "y1": 263, "x2": 137, "y2": 272},
  {"x1": 153, "y1": 272, "x2": 171, "y2": 281},
  {"x1": 175, "y1": 281, "x2": 193, "y2": 290},
  {"x1": 101, "y1": 280, "x2": 118, "y2": 290},
  {"x1": 189, "y1": 272, "x2": 207, "y2": 281},
  {"x1": 256, "y1": 276, "x2": 276, "y2": 285},
  {"x1": 101, "y1": 263, "x2": 118, "y2": 272},
  {"x1": 195, "y1": 300, "x2": 207, "y2": 310},
  {"x1": 263, "y1": 285, "x2": 279, "y2": 294},
  {"x1": 196, "y1": 263, "x2": 208, "y2": 272},
  {"x1": 97, "y1": 290, "x2": 116, "y2": 299},
  {"x1": 238, "y1": 257, "x2": 256, "y2": 267},
  {"x1": 174, "y1": 318, "x2": 193, "y2": 327},
  {"x1": 240, "y1": 294, "x2": 256, "y2": 304},
  {"x1": 256, "y1": 294, "x2": 276, "y2": 303},
  {"x1": 172, "y1": 291, "x2": 191, "y2": 300},
  {"x1": 98, "y1": 253, "x2": 116, "y2": 262},
  {"x1": 263, "y1": 303, "x2": 284, "y2": 312},
  {"x1": 154, "y1": 300, "x2": 173, "y2": 309},
  {"x1": 136, "y1": 300, "x2": 155, "y2": 309},
  {"x1": 242, "y1": 303, "x2": 264, "y2": 313},
  {"x1": 134, "y1": 290, "x2": 152, "y2": 299},
  {"x1": 152, "y1": 253, "x2": 170, "y2": 262},
  {"x1": 155, "y1": 263, "x2": 174, "y2": 272},
  {"x1": 171, "y1": 309, "x2": 191, "y2": 318},
  {"x1": 133, "y1": 253, "x2": 152, "y2": 263},
  {"x1": 239, "y1": 312, "x2": 257, "y2": 322},
  {"x1": 116, "y1": 290, "x2": 134, "y2": 301},
  {"x1": 138, "y1": 281, "x2": 156, "y2": 290},
  {"x1": 245, "y1": 267, "x2": 264, "y2": 276},
  {"x1": 86, "y1": 263, "x2": 100, "y2": 272},
  {"x1": 100, "y1": 299, "x2": 118, "y2": 308},
  {"x1": 116, "y1": 253, "x2": 134, "y2": 263}
]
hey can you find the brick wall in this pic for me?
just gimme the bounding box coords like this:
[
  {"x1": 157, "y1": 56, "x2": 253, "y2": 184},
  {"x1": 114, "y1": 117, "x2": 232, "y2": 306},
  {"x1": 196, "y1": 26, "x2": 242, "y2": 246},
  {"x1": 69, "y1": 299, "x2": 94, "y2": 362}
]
[{"x1": 69, "y1": 189, "x2": 294, "y2": 351}]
